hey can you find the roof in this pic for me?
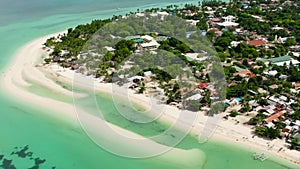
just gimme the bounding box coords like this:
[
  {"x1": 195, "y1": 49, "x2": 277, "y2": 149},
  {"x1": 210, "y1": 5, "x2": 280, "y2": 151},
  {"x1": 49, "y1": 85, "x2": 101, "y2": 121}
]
[
  {"x1": 248, "y1": 89, "x2": 257, "y2": 95},
  {"x1": 141, "y1": 35, "x2": 154, "y2": 41},
  {"x1": 274, "y1": 60, "x2": 300, "y2": 66},
  {"x1": 125, "y1": 35, "x2": 144, "y2": 43},
  {"x1": 212, "y1": 18, "x2": 221, "y2": 22},
  {"x1": 248, "y1": 39, "x2": 265, "y2": 46},
  {"x1": 229, "y1": 82, "x2": 237, "y2": 86},
  {"x1": 222, "y1": 15, "x2": 236, "y2": 20},
  {"x1": 104, "y1": 46, "x2": 115, "y2": 51},
  {"x1": 141, "y1": 41, "x2": 160, "y2": 48},
  {"x1": 260, "y1": 4, "x2": 268, "y2": 7},
  {"x1": 264, "y1": 111, "x2": 284, "y2": 123},
  {"x1": 233, "y1": 70, "x2": 252, "y2": 76},
  {"x1": 295, "y1": 120, "x2": 300, "y2": 126},
  {"x1": 136, "y1": 13, "x2": 145, "y2": 17},
  {"x1": 156, "y1": 36, "x2": 168, "y2": 41},
  {"x1": 260, "y1": 55, "x2": 291, "y2": 63},
  {"x1": 293, "y1": 83, "x2": 300, "y2": 87},
  {"x1": 198, "y1": 83, "x2": 209, "y2": 89},
  {"x1": 266, "y1": 122, "x2": 275, "y2": 128},
  {"x1": 157, "y1": 11, "x2": 169, "y2": 16},
  {"x1": 233, "y1": 66, "x2": 247, "y2": 72},
  {"x1": 126, "y1": 35, "x2": 141, "y2": 40},
  {"x1": 217, "y1": 21, "x2": 239, "y2": 27},
  {"x1": 133, "y1": 39, "x2": 144, "y2": 43},
  {"x1": 269, "y1": 70, "x2": 278, "y2": 76},
  {"x1": 186, "y1": 94, "x2": 202, "y2": 101},
  {"x1": 267, "y1": 109, "x2": 275, "y2": 114},
  {"x1": 144, "y1": 71, "x2": 152, "y2": 77},
  {"x1": 279, "y1": 95, "x2": 287, "y2": 101}
]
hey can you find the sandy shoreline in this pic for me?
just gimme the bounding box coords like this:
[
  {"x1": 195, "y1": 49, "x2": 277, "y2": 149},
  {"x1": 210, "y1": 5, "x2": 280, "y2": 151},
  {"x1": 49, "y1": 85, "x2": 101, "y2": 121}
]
[
  {"x1": 0, "y1": 32, "x2": 205, "y2": 168},
  {"x1": 1, "y1": 32, "x2": 299, "y2": 167}
]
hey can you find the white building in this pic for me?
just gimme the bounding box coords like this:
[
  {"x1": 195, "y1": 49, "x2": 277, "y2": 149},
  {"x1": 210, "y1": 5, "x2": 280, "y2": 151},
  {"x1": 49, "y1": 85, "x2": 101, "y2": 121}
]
[
  {"x1": 141, "y1": 41, "x2": 160, "y2": 49},
  {"x1": 217, "y1": 15, "x2": 239, "y2": 27},
  {"x1": 186, "y1": 94, "x2": 202, "y2": 101},
  {"x1": 274, "y1": 60, "x2": 300, "y2": 66},
  {"x1": 141, "y1": 35, "x2": 154, "y2": 42}
]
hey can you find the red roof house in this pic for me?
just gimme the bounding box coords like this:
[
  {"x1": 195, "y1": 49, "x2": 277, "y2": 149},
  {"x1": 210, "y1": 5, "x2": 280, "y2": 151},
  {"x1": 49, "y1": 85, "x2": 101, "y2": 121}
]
[
  {"x1": 264, "y1": 111, "x2": 284, "y2": 123},
  {"x1": 198, "y1": 83, "x2": 209, "y2": 89},
  {"x1": 248, "y1": 39, "x2": 265, "y2": 46}
]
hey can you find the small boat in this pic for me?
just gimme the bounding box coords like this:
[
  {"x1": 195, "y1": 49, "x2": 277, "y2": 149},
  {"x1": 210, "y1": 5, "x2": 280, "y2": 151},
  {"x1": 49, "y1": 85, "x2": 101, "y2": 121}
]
[{"x1": 253, "y1": 152, "x2": 269, "y2": 161}]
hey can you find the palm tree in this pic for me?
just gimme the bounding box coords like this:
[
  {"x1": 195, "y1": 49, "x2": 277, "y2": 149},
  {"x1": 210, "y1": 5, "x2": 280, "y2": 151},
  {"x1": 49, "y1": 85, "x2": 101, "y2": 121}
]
[
  {"x1": 290, "y1": 138, "x2": 299, "y2": 150},
  {"x1": 138, "y1": 82, "x2": 146, "y2": 94},
  {"x1": 255, "y1": 126, "x2": 267, "y2": 137},
  {"x1": 267, "y1": 127, "x2": 279, "y2": 139}
]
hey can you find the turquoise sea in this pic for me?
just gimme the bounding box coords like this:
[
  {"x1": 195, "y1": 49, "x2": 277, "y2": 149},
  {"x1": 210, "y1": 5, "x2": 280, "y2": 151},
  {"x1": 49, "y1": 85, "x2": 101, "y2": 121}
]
[{"x1": 0, "y1": 0, "x2": 298, "y2": 168}]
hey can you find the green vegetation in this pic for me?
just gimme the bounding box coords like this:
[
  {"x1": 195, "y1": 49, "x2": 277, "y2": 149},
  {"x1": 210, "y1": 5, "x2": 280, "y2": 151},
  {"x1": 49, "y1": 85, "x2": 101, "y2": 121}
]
[
  {"x1": 42, "y1": 0, "x2": 300, "y2": 146},
  {"x1": 255, "y1": 126, "x2": 280, "y2": 139},
  {"x1": 290, "y1": 138, "x2": 300, "y2": 150},
  {"x1": 248, "y1": 113, "x2": 267, "y2": 125},
  {"x1": 185, "y1": 100, "x2": 202, "y2": 112},
  {"x1": 229, "y1": 111, "x2": 238, "y2": 117}
]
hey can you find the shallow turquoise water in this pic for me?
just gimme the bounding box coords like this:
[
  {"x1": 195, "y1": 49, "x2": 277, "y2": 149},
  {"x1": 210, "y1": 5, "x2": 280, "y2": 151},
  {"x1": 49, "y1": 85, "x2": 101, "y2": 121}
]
[{"x1": 0, "y1": 0, "x2": 298, "y2": 168}]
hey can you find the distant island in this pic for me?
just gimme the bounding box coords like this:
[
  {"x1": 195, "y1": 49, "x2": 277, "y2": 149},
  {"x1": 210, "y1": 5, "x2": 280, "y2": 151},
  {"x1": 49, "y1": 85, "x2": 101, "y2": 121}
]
[{"x1": 43, "y1": 0, "x2": 300, "y2": 160}]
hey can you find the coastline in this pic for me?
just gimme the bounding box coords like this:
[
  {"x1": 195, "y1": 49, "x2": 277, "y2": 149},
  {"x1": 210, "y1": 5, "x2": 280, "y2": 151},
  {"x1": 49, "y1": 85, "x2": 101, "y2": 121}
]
[
  {"x1": 0, "y1": 32, "x2": 206, "y2": 168},
  {"x1": 1, "y1": 32, "x2": 299, "y2": 167}
]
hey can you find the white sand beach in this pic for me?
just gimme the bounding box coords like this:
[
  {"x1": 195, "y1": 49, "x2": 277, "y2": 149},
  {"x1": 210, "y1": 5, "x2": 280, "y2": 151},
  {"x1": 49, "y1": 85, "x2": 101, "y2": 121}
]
[
  {"x1": 1, "y1": 32, "x2": 299, "y2": 166},
  {"x1": 0, "y1": 32, "x2": 205, "y2": 168}
]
